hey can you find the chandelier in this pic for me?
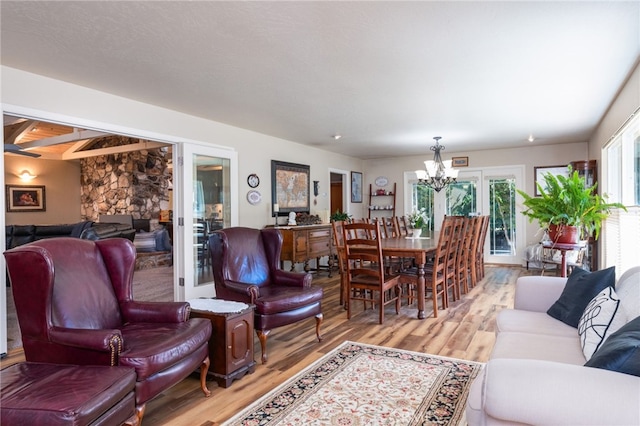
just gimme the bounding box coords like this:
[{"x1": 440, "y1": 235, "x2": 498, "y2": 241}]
[{"x1": 415, "y1": 136, "x2": 459, "y2": 192}]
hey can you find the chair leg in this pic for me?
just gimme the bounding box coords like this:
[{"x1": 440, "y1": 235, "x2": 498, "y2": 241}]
[
  {"x1": 395, "y1": 286, "x2": 401, "y2": 314},
  {"x1": 200, "y1": 356, "x2": 211, "y2": 397},
  {"x1": 134, "y1": 404, "x2": 146, "y2": 426},
  {"x1": 378, "y1": 292, "x2": 384, "y2": 324},
  {"x1": 257, "y1": 329, "x2": 271, "y2": 364},
  {"x1": 315, "y1": 313, "x2": 324, "y2": 342}
]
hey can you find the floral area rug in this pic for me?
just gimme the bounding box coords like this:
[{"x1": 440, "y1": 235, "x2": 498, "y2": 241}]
[{"x1": 223, "y1": 341, "x2": 483, "y2": 426}]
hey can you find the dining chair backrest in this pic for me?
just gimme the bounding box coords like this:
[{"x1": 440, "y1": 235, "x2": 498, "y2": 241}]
[
  {"x1": 444, "y1": 216, "x2": 464, "y2": 305},
  {"x1": 343, "y1": 221, "x2": 384, "y2": 278},
  {"x1": 476, "y1": 215, "x2": 490, "y2": 281},
  {"x1": 458, "y1": 216, "x2": 475, "y2": 293},
  {"x1": 342, "y1": 220, "x2": 401, "y2": 324},
  {"x1": 469, "y1": 216, "x2": 484, "y2": 287},
  {"x1": 395, "y1": 216, "x2": 409, "y2": 237}
]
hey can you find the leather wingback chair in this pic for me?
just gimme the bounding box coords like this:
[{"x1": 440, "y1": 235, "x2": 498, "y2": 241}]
[
  {"x1": 209, "y1": 227, "x2": 323, "y2": 363},
  {"x1": 4, "y1": 237, "x2": 212, "y2": 424}
]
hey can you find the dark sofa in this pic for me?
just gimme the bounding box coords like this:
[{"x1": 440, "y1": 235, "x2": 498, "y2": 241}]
[{"x1": 5, "y1": 221, "x2": 136, "y2": 250}]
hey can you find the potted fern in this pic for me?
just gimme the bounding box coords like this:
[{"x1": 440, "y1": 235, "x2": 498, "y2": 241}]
[{"x1": 517, "y1": 167, "x2": 625, "y2": 243}]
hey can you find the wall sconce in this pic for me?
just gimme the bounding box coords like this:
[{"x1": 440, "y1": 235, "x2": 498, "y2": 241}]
[{"x1": 17, "y1": 170, "x2": 37, "y2": 182}]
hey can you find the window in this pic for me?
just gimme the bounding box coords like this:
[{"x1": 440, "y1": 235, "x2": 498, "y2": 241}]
[
  {"x1": 603, "y1": 110, "x2": 640, "y2": 274},
  {"x1": 411, "y1": 182, "x2": 434, "y2": 230}
]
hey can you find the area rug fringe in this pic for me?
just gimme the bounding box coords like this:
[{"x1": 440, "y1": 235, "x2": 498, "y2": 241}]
[{"x1": 224, "y1": 341, "x2": 483, "y2": 426}]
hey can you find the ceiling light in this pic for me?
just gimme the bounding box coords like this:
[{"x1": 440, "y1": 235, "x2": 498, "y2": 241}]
[
  {"x1": 528, "y1": 134, "x2": 535, "y2": 142},
  {"x1": 332, "y1": 134, "x2": 342, "y2": 140},
  {"x1": 415, "y1": 137, "x2": 459, "y2": 192}
]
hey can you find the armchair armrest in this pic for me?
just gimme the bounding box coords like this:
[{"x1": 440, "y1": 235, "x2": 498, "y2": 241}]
[
  {"x1": 120, "y1": 301, "x2": 190, "y2": 323},
  {"x1": 514, "y1": 276, "x2": 567, "y2": 312},
  {"x1": 273, "y1": 269, "x2": 312, "y2": 288},
  {"x1": 481, "y1": 359, "x2": 640, "y2": 425},
  {"x1": 49, "y1": 326, "x2": 122, "y2": 353},
  {"x1": 223, "y1": 280, "x2": 260, "y2": 302}
]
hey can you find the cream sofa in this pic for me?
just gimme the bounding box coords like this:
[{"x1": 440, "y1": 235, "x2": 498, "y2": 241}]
[{"x1": 466, "y1": 266, "x2": 640, "y2": 425}]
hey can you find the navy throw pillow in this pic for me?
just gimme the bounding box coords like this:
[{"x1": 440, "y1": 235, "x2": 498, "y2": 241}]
[
  {"x1": 547, "y1": 266, "x2": 616, "y2": 328},
  {"x1": 585, "y1": 315, "x2": 640, "y2": 377},
  {"x1": 154, "y1": 229, "x2": 172, "y2": 251}
]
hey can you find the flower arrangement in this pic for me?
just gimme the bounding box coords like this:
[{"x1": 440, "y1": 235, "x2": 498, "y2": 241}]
[{"x1": 407, "y1": 208, "x2": 428, "y2": 229}]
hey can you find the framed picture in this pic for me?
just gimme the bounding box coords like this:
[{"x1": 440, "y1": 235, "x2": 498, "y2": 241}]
[
  {"x1": 271, "y1": 160, "x2": 310, "y2": 216},
  {"x1": 534, "y1": 165, "x2": 569, "y2": 196},
  {"x1": 6, "y1": 185, "x2": 46, "y2": 212},
  {"x1": 452, "y1": 157, "x2": 469, "y2": 167},
  {"x1": 351, "y1": 171, "x2": 363, "y2": 203}
]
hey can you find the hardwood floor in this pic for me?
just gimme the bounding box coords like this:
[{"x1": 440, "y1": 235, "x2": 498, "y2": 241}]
[{"x1": 1, "y1": 265, "x2": 531, "y2": 426}]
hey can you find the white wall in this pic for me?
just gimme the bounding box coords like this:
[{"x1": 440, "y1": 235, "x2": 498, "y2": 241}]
[
  {"x1": 589, "y1": 61, "x2": 640, "y2": 165},
  {"x1": 1, "y1": 67, "x2": 363, "y2": 230}
]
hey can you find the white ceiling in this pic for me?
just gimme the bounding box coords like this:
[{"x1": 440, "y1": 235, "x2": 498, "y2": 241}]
[{"x1": 1, "y1": 1, "x2": 639, "y2": 159}]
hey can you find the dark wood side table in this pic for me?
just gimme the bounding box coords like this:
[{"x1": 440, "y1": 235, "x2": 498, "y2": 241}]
[
  {"x1": 541, "y1": 241, "x2": 587, "y2": 278},
  {"x1": 188, "y1": 299, "x2": 256, "y2": 388}
]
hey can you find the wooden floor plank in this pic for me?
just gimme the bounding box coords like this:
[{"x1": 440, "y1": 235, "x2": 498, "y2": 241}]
[{"x1": 1, "y1": 265, "x2": 534, "y2": 425}]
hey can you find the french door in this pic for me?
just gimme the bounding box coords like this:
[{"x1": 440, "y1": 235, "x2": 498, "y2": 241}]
[
  {"x1": 407, "y1": 165, "x2": 525, "y2": 264},
  {"x1": 175, "y1": 143, "x2": 238, "y2": 301}
]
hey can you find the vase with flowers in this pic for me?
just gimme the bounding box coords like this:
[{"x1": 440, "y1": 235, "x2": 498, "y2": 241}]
[{"x1": 407, "y1": 208, "x2": 428, "y2": 238}]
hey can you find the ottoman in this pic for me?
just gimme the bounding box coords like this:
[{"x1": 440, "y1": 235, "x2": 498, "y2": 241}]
[{"x1": 1, "y1": 362, "x2": 136, "y2": 426}]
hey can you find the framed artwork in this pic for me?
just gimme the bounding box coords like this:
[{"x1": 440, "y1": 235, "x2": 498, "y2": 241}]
[
  {"x1": 351, "y1": 171, "x2": 363, "y2": 203},
  {"x1": 452, "y1": 157, "x2": 469, "y2": 167},
  {"x1": 534, "y1": 165, "x2": 569, "y2": 196},
  {"x1": 271, "y1": 160, "x2": 310, "y2": 216},
  {"x1": 6, "y1": 185, "x2": 46, "y2": 212}
]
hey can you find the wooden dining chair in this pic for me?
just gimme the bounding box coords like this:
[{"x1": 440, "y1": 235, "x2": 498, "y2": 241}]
[
  {"x1": 456, "y1": 216, "x2": 475, "y2": 295},
  {"x1": 331, "y1": 220, "x2": 348, "y2": 308},
  {"x1": 468, "y1": 216, "x2": 484, "y2": 288},
  {"x1": 343, "y1": 221, "x2": 402, "y2": 324},
  {"x1": 444, "y1": 216, "x2": 464, "y2": 307},
  {"x1": 394, "y1": 216, "x2": 409, "y2": 237},
  {"x1": 398, "y1": 216, "x2": 453, "y2": 318},
  {"x1": 476, "y1": 215, "x2": 490, "y2": 282}
]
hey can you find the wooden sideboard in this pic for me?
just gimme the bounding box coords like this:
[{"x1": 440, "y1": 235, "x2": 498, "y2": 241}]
[{"x1": 275, "y1": 224, "x2": 334, "y2": 276}]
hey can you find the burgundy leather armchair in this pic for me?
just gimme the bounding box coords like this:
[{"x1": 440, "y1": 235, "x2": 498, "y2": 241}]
[
  {"x1": 4, "y1": 237, "x2": 212, "y2": 424},
  {"x1": 209, "y1": 227, "x2": 323, "y2": 363}
]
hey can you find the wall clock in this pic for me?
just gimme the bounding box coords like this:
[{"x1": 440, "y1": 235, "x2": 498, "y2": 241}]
[
  {"x1": 247, "y1": 173, "x2": 260, "y2": 188},
  {"x1": 375, "y1": 176, "x2": 388, "y2": 187}
]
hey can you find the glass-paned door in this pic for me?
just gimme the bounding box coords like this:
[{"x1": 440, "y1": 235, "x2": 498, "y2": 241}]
[
  {"x1": 176, "y1": 143, "x2": 238, "y2": 301},
  {"x1": 411, "y1": 181, "x2": 435, "y2": 231},
  {"x1": 482, "y1": 167, "x2": 525, "y2": 264},
  {"x1": 488, "y1": 177, "x2": 516, "y2": 256}
]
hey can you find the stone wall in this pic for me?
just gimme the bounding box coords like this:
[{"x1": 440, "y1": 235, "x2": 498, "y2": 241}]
[{"x1": 80, "y1": 136, "x2": 171, "y2": 229}]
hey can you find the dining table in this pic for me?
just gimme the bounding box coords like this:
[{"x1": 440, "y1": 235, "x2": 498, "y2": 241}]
[{"x1": 378, "y1": 233, "x2": 439, "y2": 319}]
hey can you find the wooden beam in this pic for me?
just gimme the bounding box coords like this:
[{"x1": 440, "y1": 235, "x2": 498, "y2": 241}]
[
  {"x1": 61, "y1": 140, "x2": 169, "y2": 160},
  {"x1": 4, "y1": 120, "x2": 37, "y2": 144},
  {"x1": 17, "y1": 129, "x2": 109, "y2": 149}
]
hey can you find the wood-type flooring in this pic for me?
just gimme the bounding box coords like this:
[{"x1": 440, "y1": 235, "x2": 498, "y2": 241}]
[{"x1": 1, "y1": 265, "x2": 533, "y2": 425}]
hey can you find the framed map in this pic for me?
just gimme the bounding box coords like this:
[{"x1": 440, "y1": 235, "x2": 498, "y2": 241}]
[{"x1": 271, "y1": 160, "x2": 310, "y2": 216}]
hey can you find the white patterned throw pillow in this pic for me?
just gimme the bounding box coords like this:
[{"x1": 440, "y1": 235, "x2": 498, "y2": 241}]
[{"x1": 578, "y1": 286, "x2": 627, "y2": 360}]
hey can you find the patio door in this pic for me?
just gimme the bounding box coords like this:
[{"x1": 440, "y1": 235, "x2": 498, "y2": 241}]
[{"x1": 175, "y1": 143, "x2": 238, "y2": 301}]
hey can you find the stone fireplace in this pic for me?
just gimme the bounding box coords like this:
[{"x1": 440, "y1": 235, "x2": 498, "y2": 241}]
[{"x1": 80, "y1": 136, "x2": 172, "y2": 230}]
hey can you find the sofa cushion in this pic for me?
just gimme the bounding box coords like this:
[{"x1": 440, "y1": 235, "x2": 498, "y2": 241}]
[
  {"x1": 578, "y1": 286, "x2": 627, "y2": 360},
  {"x1": 133, "y1": 231, "x2": 157, "y2": 252},
  {"x1": 154, "y1": 228, "x2": 172, "y2": 251},
  {"x1": 547, "y1": 266, "x2": 616, "y2": 328},
  {"x1": 497, "y1": 310, "x2": 577, "y2": 338},
  {"x1": 491, "y1": 331, "x2": 586, "y2": 365},
  {"x1": 585, "y1": 315, "x2": 640, "y2": 377}
]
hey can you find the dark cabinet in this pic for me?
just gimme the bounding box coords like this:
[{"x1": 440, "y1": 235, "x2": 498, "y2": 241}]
[
  {"x1": 569, "y1": 160, "x2": 598, "y2": 271},
  {"x1": 190, "y1": 303, "x2": 256, "y2": 388}
]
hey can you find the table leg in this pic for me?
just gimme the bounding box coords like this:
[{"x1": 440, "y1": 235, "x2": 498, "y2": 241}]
[
  {"x1": 560, "y1": 251, "x2": 567, "y2": 278},
  {"x1": 416, "y1": 256, "x2": 426, "y2": 319}
]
